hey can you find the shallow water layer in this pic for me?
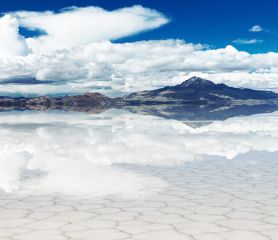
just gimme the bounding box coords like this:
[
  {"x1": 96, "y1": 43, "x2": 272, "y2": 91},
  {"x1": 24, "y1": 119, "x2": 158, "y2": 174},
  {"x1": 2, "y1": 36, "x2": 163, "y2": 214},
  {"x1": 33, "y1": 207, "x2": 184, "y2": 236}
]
[{"x1": 0, "y1": 109, "x2": 278, "y2": 239}]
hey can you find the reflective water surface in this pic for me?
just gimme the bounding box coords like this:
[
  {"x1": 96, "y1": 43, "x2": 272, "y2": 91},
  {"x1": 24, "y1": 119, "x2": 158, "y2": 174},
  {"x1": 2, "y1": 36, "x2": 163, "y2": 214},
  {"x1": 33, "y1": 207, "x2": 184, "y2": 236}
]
[{"x1": 0, "y1": 109, "x2": 278, "y2": 240}]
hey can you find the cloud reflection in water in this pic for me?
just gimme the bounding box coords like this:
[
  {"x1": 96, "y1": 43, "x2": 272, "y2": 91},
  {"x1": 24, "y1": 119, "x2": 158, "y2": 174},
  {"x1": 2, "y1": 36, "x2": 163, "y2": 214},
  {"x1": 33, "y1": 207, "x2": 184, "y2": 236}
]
[{"x1": 0, "y1": 109, "x2": 277, "y2": 196}]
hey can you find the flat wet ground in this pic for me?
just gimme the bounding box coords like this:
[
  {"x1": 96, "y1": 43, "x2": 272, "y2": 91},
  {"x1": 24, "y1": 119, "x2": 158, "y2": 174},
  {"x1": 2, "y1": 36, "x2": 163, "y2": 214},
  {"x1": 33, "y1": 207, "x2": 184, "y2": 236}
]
[
  {"x1": 1, "y1": 156, "x2": 278, "y2": 240},
  {"x1": 0, "y1": 110, "x2": 278, "y2": 239}
]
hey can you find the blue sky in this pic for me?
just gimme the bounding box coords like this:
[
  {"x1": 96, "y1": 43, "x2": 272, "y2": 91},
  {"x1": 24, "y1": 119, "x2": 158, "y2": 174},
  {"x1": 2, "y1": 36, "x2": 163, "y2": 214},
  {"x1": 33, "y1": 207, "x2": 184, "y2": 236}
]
[
  {"x1": 1, "y1": 0, "x2": 278, "y2": 53},
  {"x1": 0, "y1": 0, "x2": 278, "y2": 96}
]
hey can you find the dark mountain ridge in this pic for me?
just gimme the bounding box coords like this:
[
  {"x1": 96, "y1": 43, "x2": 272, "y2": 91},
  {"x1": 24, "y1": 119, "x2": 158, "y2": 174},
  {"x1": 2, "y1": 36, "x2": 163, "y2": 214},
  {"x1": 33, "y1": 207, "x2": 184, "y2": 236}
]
[
  {"x1": 122, "y1": 77, "x2": 278, "y2": 105},
  {"x1": 0, "y1": 77, "x2": 278, "y2": 122}
]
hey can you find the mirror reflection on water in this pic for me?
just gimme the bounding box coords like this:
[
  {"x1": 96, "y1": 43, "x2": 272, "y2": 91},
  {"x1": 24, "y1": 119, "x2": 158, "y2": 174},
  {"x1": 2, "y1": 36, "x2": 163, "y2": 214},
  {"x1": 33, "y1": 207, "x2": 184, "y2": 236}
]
[{"x1": 0, "y1": 107, "x2": 277, "y2": 197}]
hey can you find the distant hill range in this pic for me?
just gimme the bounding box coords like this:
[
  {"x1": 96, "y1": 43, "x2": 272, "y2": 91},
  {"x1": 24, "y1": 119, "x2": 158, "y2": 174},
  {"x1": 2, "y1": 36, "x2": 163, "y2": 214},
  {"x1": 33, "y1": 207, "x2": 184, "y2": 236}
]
[
  {"x1": 122, "y1": 76, "x2": 278, "y2": 104},
  {"x1": 1, "y1": 77, "x2": 278, "y2": 123}
]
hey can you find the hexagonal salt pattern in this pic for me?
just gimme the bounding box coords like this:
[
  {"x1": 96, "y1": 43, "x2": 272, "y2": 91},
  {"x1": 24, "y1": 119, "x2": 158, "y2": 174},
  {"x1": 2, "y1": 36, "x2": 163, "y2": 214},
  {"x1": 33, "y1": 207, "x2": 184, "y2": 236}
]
[
  {"x1": 0, "y1": 110, "x2": 278, "y2": 239},
  {"x1": 0, "y1": 156, "x2": 278, "y2": 240}
]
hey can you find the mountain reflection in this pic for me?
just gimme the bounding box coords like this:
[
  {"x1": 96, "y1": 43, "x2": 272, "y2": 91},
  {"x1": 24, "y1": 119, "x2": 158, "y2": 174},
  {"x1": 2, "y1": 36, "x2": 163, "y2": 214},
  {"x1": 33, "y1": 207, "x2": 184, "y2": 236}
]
[
  {"x1": 122, "y1": 102, "x2": 278, "y2": 127},
  {"x1": 2, "y1": 101, "x2": 278, "y2": 127},
  {"x1": 0, "y1": 109, "x2": 277, "y2": 196}
]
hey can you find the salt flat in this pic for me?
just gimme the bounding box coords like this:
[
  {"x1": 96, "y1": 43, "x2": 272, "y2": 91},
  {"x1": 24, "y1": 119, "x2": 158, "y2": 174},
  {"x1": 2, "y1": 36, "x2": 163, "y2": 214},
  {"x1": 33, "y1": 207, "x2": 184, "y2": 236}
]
[
  {"x1": 1, "y1": 156, "x2": 278, "y2": 240},
  {"x1": 0, "y1": 110, "x2": 278, "y2": 239}
]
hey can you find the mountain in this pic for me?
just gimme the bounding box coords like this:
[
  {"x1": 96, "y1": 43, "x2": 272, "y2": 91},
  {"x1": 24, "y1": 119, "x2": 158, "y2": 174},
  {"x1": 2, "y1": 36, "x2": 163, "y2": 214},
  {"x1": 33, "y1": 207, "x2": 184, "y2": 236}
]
[
  {"x1": 0, "y1": 77, "x2": 278, "y2": 124},
  {"x1": 122, "y1": 76, "x2": 278, "y2": 105},
  {"x1": 0, "y1": 93, "x2": 115, "y2": 113},
  {"x1": 119, "y1": 77, "x2": 278, "y2": 123}
]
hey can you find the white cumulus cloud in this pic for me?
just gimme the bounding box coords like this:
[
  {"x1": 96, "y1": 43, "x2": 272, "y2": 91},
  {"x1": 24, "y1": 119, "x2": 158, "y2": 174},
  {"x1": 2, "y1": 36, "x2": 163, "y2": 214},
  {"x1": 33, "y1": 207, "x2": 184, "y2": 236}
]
[
  {"x1": 0, "y1": 6, "x2": 278, "y2": 96},
  {"x1": 11, "y1": 5, "x2": 169, "y2": 53},
  {"x1": 249, "y1": 25, "x2": 263, "y2": 32},
  {"x1": 0, "y1": 15, "x2": 30, "y2": 57},
  {"x1": 0, "y1": 40, "x2": 278, "y2": 96},
  {"x1": 233, "y1": 39, "x2": 263, "y2": 44}
]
